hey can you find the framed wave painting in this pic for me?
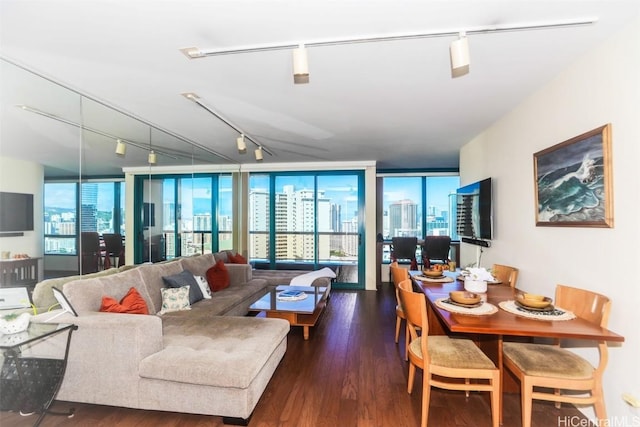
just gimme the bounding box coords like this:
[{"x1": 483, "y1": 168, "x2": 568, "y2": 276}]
[{"x1": 534, "y1": 124, "x2": 613, "y2": 228}]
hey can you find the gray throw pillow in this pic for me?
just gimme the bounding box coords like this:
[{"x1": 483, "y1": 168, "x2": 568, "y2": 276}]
[{"x1": 162, "y1": 269, "x2": 203, "y2": 305}]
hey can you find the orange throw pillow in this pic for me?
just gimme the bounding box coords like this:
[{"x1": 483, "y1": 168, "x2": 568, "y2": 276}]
[
  {"x1": 206, "y1": 260, "x2": 230, "y2": 292},
  {"x1": 100, "y1": 287, "x2": 149, "y2": 314},
  {"x1": 227, "y1": 252, "x2": 247, "y2": 264}
]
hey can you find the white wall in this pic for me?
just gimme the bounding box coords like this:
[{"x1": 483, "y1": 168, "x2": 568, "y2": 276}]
[
  {"x1": 0, "y1": 156, "x2": 44, "y2": 276},
  {"x1": 460, "y1": 18, "x2": 640, "y2": 421}
]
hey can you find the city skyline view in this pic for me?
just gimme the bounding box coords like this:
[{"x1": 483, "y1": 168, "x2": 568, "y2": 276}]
[{"x1": 43, "y1": 175, "x2": 460, "y2": 258}]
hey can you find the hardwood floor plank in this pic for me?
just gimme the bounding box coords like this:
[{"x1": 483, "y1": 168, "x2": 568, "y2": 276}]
[{"x1": 0, "y1": 285, "x2": 593, "y2": 426}]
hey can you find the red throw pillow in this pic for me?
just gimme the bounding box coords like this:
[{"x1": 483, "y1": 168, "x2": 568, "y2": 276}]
[
  {"x1": 100, "y1": 287, "x2": 149, "y2": 314},
  {"x1": 227, "y1": 252, "x2": 247, "y2": 264},
  {"x1": 206, "y1": 260, "x2": 230, "y2": 292}
]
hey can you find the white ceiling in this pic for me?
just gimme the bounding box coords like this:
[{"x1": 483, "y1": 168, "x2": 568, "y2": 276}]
[{"x1": 1, "y1": 1, "x2": 639, "y2": 176}]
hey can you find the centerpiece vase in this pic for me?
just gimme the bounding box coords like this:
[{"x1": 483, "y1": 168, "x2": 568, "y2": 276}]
[{"x1": 464, "y1": 279, "x2": 488, "y2": 294}]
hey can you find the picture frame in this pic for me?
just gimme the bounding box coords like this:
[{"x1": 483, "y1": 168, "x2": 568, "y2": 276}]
[
  {"x1": 533, "y1": 124, "x2": 613, "y2": 228},
  {"x1": 51, "y1": 287, "x2": 78, "y2": 317}
]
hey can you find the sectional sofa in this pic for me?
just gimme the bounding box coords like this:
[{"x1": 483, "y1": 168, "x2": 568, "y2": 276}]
[{"x1": 31, "y1": 253, "x2": 291, "y2": 424}]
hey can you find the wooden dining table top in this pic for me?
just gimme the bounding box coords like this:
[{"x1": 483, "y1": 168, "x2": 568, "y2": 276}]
[{"x1": 410, "y1": 270, "x2": 625, "y2": 343}]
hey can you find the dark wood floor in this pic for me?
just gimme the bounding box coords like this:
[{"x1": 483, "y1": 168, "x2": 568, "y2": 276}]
[{"x1": 1, "y1": 283, "x2": 591, "y2": 427}]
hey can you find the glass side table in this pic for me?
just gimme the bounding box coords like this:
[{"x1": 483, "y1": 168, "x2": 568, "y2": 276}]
[{"x1": 0, "y1": 322, "x2": 77, "y2": 427}]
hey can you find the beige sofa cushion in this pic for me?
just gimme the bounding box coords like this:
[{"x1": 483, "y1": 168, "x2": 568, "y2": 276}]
[
  {"x1": 139, "y1": 316, "x2": 289, "y2": 388},
  {"x1": 32, "y1": 268, "x2": 121, "y2": 310},
  {"x1": 179, "y1": 253, "x2": 216, "y2": 277},
  {"x1": 135, "y1": 261, "x2": 184, "y2": 314},
  {"x1": 63, "y1": 268, "x2": 148, "y2": 313},
  {"x1": 252, "y1": 269, "x2": 332, "y2": 288}
]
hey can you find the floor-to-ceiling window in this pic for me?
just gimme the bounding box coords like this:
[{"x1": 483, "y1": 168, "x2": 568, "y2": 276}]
[
  {"x1": 381, "y1": 174, "x2": 459, "y2": 262},
  {"x1": 44, "y1": 180, "x2": 125, "y2": 256},
  {"x1": 135, "y1": 173, "x2": 231, "y2": 263},
  {"x1": 44, "y1": 182, "x2": 77, "y2": 255},
  {"x1": 249, "y1": 171, "x2": 364, "y2": 289}
]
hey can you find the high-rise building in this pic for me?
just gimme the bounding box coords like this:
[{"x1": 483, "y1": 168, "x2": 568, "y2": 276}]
[
  {"x1": 389, "y1": 199, "x2": 418, "y2": 237},
  {"x1": 249, "y1": 188, "x2": 269, "y2": 259},
  {"x1": 80, "y1": 183, "x2": 98, "y2": 231}
]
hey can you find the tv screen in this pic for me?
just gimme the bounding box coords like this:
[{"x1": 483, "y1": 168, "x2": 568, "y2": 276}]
[
  {"x1": 456, "y1": 178, "x2": 492, "y2": 241},
  {"x1": 0, "y1": 191, "x2": 35, "y2": 232}
]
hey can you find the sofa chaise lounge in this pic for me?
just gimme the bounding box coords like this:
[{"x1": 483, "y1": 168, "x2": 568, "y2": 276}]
[{"x1": 31, "y1": 253, "x2": 290, "y2": 424}]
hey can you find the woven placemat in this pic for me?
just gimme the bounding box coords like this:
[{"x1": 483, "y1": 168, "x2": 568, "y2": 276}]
[
  {"x1": 414, "y1": 275, "x2": 454, "y2": 283},
  {"x1": 435, "y1": 298, "x2": 498, "y2": 316},
  {"x1": 499, "y1": 300, "x2": 576, "y2": 321}
]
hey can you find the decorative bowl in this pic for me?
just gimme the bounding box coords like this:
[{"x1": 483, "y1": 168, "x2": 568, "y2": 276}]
[
  {"x1": 449, "y1": 291, "x2": 481, "y2": 305},
  {"x1": 516, "y1": 293, "x2": 552, "y2": 309},
  {"x1": 0, "y1": 312, "x2": 31, "y2": 334},
  {"x1": 422, "y1": 269, "x2": 444, "y2": 278}
]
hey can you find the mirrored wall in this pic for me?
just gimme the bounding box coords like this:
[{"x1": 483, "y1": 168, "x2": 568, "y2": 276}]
[{"x1": 0, "y1": 57, "x2": 234, "y2": 278}]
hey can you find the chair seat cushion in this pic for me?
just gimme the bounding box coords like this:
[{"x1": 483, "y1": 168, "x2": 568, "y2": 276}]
[
  {"x1": 503, "y1": 342, "x2": 594, "y2": 379},
  {"x1": 410, "y1": 335, "x2": 495, "y2": 370}
]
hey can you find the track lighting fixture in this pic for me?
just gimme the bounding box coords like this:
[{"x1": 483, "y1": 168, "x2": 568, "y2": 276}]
[
  {"x1": 181, "y1": 92, "x2": 273, "y2": 161},
  {"x1": 236, "y1": 134, "x2": 247, "y2": 153},
  {"x1": 148, "y1": 150, "x2": 157, "y2": 164},
  {"x1": 450, "y1": 32, "x2": 470, "y2": 78},
  {"x1": 292, "y1": 44, "x2": 309, "y2": 84},
  {"x1": 115, "y1": 139, "x2": 126, "y2": 155},
  {"x1": 181, "y1": 18, "x2": 597, "y2": 81},
  {"x1": 16, "y1": 104, "x2": 233, "y2": 163}
]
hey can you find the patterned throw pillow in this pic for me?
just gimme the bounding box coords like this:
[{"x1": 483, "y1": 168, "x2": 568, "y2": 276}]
[
  {"x1": 162, "y1": 269, "x2": 203, "y2": 305},
  {"x1": 158, "y1": 286, "x2": 191, "y2": 315},
  {"x1": 193, "y1": 275, "x2": 212, "y2": 299}
]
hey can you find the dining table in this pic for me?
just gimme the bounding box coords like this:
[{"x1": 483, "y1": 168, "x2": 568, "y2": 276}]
[{"x1": 409, "y1": 270, "x2": 625, "y2": 423}]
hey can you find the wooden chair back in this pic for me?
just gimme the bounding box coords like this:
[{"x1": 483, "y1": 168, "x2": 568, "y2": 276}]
[
  {"x1": 492, "y1": 264, "x2": 519, "y2": 287},
  {"x1": 397, "y1": 279, "x2": 430, "y2": 348},
  {"x1": 556, "y1": 284, "x2": 611, "y2": 328},
  {"x1": 390, "y1": 262, "x2": 409, "y2": 289}
]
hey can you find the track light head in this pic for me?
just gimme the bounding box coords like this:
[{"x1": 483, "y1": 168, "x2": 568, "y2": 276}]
[
  {"x1": 115, "y1": 139, "x2": 126, "y2": 155},
  {"x1": 450, "y1": 32, "x2": 470, "y2": 78},
  {"x1": 255, "y1": 146, "x2": 264, "y2": 161},
  {"x1": 236, "y1": 134, "x2": 247, "y2": 153},
  {"x1": 292, "y1": 44, "x2": 309, "y2": 84}
]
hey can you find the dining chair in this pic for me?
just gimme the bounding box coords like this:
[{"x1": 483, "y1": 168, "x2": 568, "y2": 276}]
[
  {"x1": 391, "y1": 237, "x2": 419, "y2": 270},
  {"x1": 102, "y1": 233, "x2": 125, "y2": 269},
  {"x1": 397, "y1": 279, "x2": 500, "y2": 427},
  {"x1": 80, "y1": 231, "x2": 101, "y2": 273},
  {"x1": 491, "y1": 263, "x2": 519, "y2": 287},
  {"x1": 502, "y1": 284, "x2": 611, "y2": 427},
  {"x1": 421, "y1": 235, "x2": 451, "y2": 267},
  {"x1": 389, "y1": 262, "x2": 410, "y2": 360}
]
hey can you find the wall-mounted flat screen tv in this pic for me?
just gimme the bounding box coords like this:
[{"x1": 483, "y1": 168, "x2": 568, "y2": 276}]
[
  {"x1": 456, "y1": 178, "x2": 492, "y2": 241},
  {"x1": 0, "y1": 191, "x2": 35, "y2": 232}
]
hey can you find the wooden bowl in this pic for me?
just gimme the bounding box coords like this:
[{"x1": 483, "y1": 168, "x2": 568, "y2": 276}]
[
  {"x1": 449, "y1": 291, "x2": 481, "y2": 305},
  {"x1": 422, "y1": 269, "x2": 443, "y2": 277},
  {"x1": 516, "y1": 293, "x2": 552, "y2": 309}
]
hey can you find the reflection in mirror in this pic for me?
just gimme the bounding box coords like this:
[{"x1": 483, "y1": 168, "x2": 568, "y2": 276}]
[
  {"x1": 1, "y1": 58, "x2": 82, "y2": 281},
  {"x1": 2, "y1": 57, "x2": 237, "y2": 283}
]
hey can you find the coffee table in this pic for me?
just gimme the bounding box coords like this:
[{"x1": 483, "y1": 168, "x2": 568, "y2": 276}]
[
  {"x1": 0, "y1": 322, "x2": 77, "y2": 426},
  {"x1": 249, "y1": 285, "x2": 328, "y2": 340}
]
